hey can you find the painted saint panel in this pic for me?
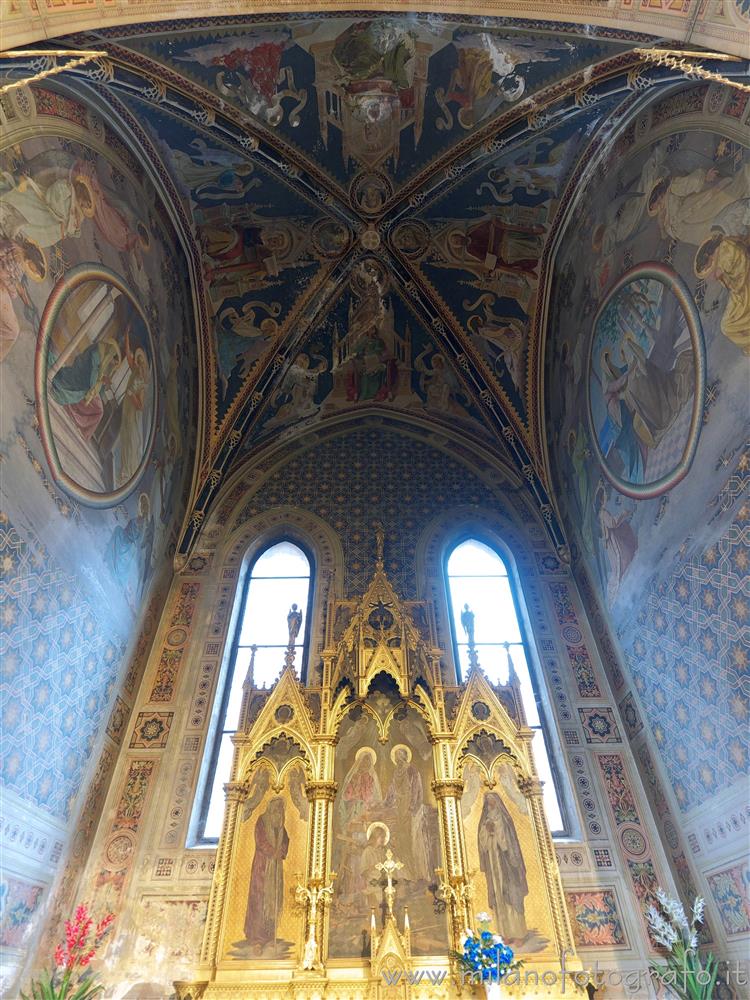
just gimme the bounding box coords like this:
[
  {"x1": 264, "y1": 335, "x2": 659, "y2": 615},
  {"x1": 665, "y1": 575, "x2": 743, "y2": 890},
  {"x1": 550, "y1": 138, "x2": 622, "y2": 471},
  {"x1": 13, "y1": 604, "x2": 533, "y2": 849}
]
[
  {"x1": 224, "y1": 763, "x2": 309, "y2": 959},
  {"x1": 36, "y1": 266, "x2": 157, "y2": 505},
  {"x1": 329, "y1": 706, "x2": 446, "y2": 958},
  {"x1": 462, "y1": 761, "x2": 555, "y2": 955}
]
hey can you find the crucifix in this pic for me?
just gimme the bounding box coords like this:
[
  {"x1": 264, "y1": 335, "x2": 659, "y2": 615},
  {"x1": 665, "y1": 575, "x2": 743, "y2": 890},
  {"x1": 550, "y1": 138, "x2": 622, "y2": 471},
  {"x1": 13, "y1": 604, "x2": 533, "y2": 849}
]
[{"x1": 375, "y1": 848, "x2": 403, "y2": 920}]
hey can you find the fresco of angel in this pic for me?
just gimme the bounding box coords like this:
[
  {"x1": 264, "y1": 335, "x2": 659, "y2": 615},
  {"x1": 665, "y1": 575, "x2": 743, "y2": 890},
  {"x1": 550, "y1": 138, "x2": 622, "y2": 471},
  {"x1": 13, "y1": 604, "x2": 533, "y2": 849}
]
[
  {"x1": 477, "y1": 136, "x2": 572, "y2": 204},
  {"x1": 414, "y1": 345, "x2": 471, "y2": 418},
  {"x1": 435, "y1": 32, "x2": 574, "y2": 129},
  {"x1": 177, "y1": 30, "x2": 305, "y2": 126},
  {"x1": 646, "y1": 156, "x2": 750, "y2": 248},
  {"x1": 465, "y1": 293, "x2": 527, "y2": 395}
]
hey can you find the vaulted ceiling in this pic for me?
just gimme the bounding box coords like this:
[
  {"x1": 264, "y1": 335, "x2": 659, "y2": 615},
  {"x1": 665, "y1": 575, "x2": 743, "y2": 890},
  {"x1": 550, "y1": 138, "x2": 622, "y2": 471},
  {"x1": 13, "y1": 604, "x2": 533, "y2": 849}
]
[{"x1": 16, "y1": 8, "x2": 748, "y2": 556}]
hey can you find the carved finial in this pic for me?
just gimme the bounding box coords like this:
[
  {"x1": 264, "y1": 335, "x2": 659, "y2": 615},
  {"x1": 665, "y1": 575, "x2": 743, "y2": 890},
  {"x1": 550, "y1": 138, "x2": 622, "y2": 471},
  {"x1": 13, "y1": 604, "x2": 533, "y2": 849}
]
[
  {"x1": 243, "y1": 645, "x2": 257, "y2": 689},
  {"x1": 374, "y1": 522, "x2": 385, "y2": 569},
  {"x1": 287, "y1": 603, "x2": 302, "y2": 648},
  {"x1": 461, "y1": 604, "x2": 479, "y2": 672}
]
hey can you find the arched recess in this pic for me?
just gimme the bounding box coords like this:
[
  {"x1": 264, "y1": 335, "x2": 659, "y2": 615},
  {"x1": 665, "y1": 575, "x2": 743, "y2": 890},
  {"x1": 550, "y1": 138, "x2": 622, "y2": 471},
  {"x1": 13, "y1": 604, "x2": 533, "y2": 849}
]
[
  {"x1": 199, "y1": 408, "x2": 523, "y2": 548},
  {"x1": 238, "y1": 733, "x2": 315, "y2": 788},
  {"x1": 455, "y1": 725, "x2": 528, "y2": 787}
]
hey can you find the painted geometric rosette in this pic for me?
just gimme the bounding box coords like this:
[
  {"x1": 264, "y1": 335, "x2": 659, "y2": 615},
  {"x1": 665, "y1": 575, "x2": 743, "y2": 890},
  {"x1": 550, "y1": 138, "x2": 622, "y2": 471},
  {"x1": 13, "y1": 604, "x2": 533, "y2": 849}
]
[
  {"x1": 35, "y1": 263, "x2": 158, "y2": 507},
  {"x1": 586, "y1": 263, "x2": 706, "y2": 499}
]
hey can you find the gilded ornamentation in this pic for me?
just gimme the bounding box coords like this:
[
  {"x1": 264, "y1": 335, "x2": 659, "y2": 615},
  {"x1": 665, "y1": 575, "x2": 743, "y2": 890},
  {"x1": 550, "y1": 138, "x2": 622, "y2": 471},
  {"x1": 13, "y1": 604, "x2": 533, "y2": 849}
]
[{"x1": 184, "y1": 544, "x2": 577, "y2": 996}]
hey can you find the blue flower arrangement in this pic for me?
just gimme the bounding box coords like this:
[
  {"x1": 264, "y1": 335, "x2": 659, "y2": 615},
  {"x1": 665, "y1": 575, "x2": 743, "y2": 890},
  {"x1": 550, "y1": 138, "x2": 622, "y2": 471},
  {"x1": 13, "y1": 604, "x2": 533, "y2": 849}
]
[{"x1": 454, "y1": 913, "x2": 522, "y2": 986}]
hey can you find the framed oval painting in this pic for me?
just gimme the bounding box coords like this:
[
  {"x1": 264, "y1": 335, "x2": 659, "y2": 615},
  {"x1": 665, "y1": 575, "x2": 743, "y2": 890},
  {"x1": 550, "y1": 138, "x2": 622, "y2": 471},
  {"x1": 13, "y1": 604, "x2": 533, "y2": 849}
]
[
  {"x1": 586, "y1": 263, "x2": 705, "y2": 499},
  {"x1": 35, "y1": 264, "x2": 157, "y2": 507}
]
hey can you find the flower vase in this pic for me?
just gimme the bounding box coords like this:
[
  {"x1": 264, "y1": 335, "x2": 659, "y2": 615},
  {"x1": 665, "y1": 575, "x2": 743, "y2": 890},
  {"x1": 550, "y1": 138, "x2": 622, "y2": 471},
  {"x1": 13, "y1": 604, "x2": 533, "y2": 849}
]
[{"x1": 484, "y1": 982, "x2": 502, "y2": 1000}]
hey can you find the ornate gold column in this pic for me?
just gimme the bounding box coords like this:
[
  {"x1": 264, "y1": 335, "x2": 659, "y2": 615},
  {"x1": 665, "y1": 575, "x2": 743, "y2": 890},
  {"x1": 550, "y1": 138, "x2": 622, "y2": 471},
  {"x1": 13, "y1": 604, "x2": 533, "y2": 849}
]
[
  {"x1": 520, "y1": 773, "x2": 576, "y2": 959},
  {"x1": 432, "y1": 776, "x2": 472, "y2": 948},
  {"x1": 303, "y1": 778, "x2": 337, "y2": 968},
  {"x1": 200, "y1": 781, "x2": 244, "y2": 968}
]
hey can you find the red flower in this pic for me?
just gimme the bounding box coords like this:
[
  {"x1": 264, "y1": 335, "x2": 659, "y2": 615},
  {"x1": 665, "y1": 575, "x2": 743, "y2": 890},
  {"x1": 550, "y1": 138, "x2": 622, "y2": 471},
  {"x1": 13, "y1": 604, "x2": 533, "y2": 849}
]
[{"x1": 51, "y1": 904, "x2": 115, "y2": 978}]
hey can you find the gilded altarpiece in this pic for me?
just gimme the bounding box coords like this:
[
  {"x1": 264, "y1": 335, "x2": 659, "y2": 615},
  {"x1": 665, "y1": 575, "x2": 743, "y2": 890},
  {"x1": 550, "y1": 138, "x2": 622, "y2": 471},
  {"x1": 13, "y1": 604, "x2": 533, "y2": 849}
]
[{"x1": 182, "y1": 543, "x2": 576, "y2": 998}]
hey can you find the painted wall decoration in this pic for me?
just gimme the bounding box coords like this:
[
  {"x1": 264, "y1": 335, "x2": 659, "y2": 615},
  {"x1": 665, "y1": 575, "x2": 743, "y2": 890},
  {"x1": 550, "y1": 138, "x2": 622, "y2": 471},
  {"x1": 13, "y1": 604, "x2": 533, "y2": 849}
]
[
  {"x1": 41, "y1": 10, "x2": 658, "y2": 532},
  {"x1": 36, "y1": 266, "x2": 157, "y2": 506},
  {"x1": 587, "y1": 265, "x2": 705, "y2": 499},
  {"x1": 131, "y1": 897, "x2": 208, "y2": 978},
  {"x1": 224, "y1": 762, "x2": 309, "y2": 959},
  {"x1": 565, "y1": 888, "x2": 627, "y2": 948},
  {"x1": 0, "y1": 85, "x2": 197, "y2": 982},
  {"x1": 0, "y1": 876, "x2": 45, "y2": 950},
  {"x1": 461, "y1": 761, "x2": 554, "y2": 954},
  {"x1": 706, "y1": 861, "x2": 750, "y2": 937},
  {"x1": 118, "y1": 17, "x2": 627, "y2": 192},
  {"x1": 329, "y1": 706, "x2": 445, "y2": 958},
  {"x1": 545, "y1": 85, "x2": 750, "y2": 818}
]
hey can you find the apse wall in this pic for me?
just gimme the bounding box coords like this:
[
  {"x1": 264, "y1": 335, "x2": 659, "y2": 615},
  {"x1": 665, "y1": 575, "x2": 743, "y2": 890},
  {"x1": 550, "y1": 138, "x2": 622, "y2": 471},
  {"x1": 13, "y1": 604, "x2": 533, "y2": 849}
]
[
  {"x1": 0, "y1": 85, "x2": 197, "y2": 990},
  {"x1": 545, "y1": 83, "x2": 750, "y2": 959},
  {"x1": 58, "y1": 419, "x2": 691, "y2": 997}
]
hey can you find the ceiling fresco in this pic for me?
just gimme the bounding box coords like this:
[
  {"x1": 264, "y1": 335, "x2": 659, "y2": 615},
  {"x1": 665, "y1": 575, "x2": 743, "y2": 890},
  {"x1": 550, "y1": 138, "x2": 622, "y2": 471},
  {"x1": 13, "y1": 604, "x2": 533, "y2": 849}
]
[
  {"x1": 114, "y1": 17, "x2": 624, "y2": 194},
  {"x1": 12, "y1": 12, "x2": 746, "y2": 555}
]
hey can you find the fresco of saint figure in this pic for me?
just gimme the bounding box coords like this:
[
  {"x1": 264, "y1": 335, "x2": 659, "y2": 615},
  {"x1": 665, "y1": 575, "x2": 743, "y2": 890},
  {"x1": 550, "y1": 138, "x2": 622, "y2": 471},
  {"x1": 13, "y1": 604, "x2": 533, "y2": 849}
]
[
  {"x1": 0, "y1": 155, "x2": 93, "y2": 247},
  {"x1": 244, "y1": 797, "x2": 289, "y2": 953},
  {"x1": 587, "y1": 269, "x2": 703, "y2": 497},
  {"x1": 594, "y1": 484, "x2": 637, "y2": 603},
  {"x1": 335, "y1": 746, "x2": 382, "y2": 908},
  {"x1": 40, "y1": 271, "x2": 157, "y2": 502},
  {"x1": 478, "y1": 792, "x2": 528, "y2": 941},
  {"x1": 694, "y1": 233, "x2": 750, "y2": 355},
  {"x1": 647, "y1": 162, "x2": 750, "y2": 247},
  {"x1": 434, "y1": 32, "x2": 576, "y2": 132},
  {"x1": 0, "y1": 237, "x2": 42, "y2": 364},
  {"x1": 447, "y1": 217, "x2": 544, "y2": 279}
]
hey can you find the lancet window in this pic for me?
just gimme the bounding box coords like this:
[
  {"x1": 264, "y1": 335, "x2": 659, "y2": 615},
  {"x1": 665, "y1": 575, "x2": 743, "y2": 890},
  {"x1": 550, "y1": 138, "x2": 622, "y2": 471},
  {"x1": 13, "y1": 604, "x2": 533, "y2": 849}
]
[
  {"x1": 446, "y1": 538, "x2": 566, "y2": 834},
  {"x1": 198, "y1": 540, "x2": 312, "y2": 842}
]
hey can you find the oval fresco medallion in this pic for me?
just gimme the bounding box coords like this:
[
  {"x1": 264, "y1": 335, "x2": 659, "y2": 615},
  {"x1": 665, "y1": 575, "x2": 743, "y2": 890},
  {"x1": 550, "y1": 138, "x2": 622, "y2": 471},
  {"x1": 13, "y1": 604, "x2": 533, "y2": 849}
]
[
  {"x1": 35, "y1": 264, "x2": 157, "y2": 506},
  {"x1": 586, "y1": 263, "x2": 705, "y2": 499}
]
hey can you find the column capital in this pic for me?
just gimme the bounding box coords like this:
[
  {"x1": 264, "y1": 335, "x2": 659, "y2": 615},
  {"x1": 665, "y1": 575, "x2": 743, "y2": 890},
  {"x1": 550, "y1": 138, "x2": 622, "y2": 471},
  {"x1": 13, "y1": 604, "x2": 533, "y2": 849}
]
[
  {"x1": 518, "y1": 776, "x2": 543, "y2": 798},
  {"x1": 224, "y1": 781, "x2": 245, "y2": 803},
  {"x1": 305, "y1": 780, "x2": 338, "y2": 802},
  {"x1": 431, "y1": 779, "x2": 464, "y2": 800}
]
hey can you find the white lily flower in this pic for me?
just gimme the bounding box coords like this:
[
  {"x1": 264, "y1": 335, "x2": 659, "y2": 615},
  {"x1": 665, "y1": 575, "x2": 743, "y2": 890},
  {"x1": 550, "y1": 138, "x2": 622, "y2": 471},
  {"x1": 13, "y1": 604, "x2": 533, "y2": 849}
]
[{"x1": 476, "y1": 911, "x2": 491, "y2": 924}]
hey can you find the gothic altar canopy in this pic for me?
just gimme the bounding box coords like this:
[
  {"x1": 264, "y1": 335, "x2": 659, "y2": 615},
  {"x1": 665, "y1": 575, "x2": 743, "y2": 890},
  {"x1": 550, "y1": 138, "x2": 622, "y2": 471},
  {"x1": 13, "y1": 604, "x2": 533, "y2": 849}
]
[{"x1": 178, "y1": 539, "x2": 578, "y2": 998}]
